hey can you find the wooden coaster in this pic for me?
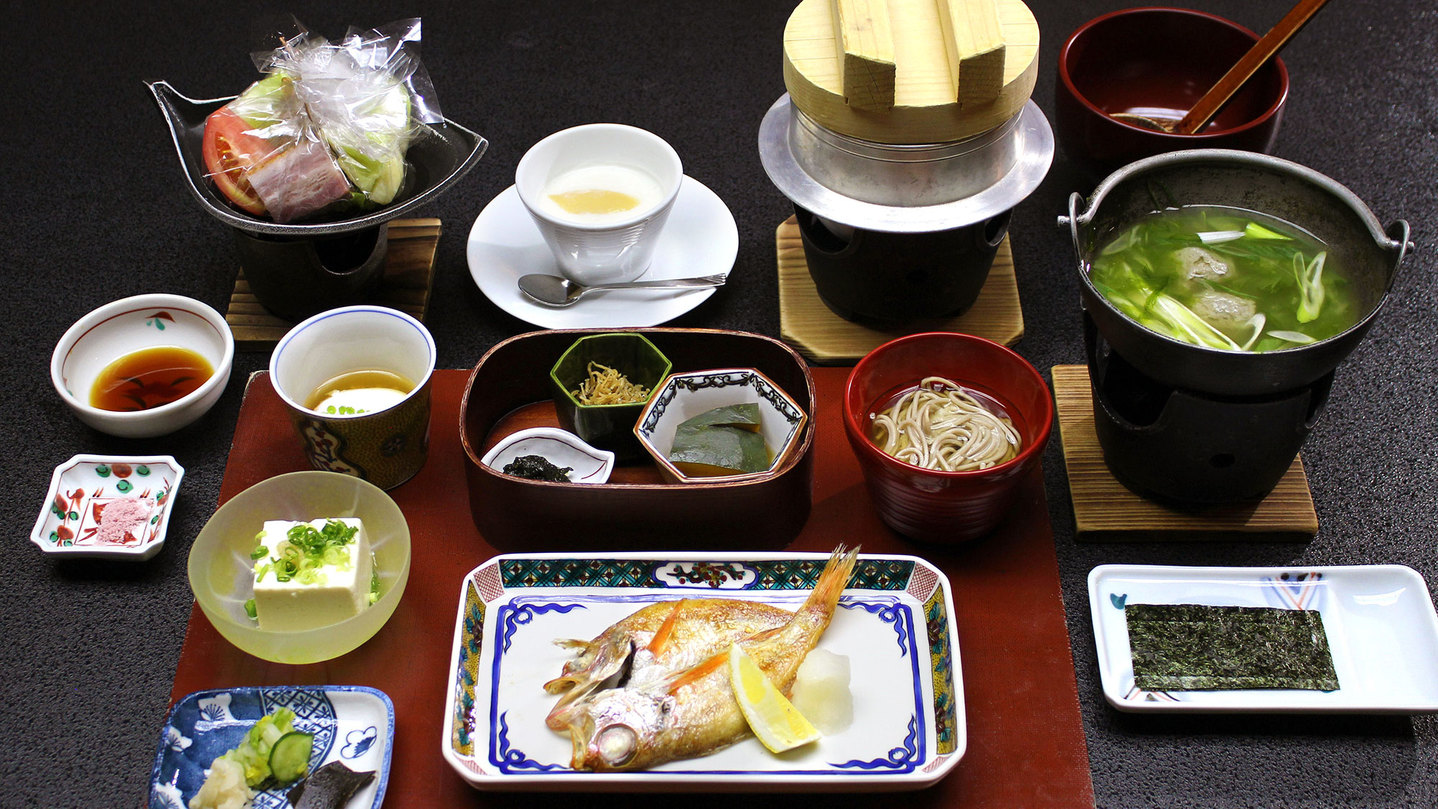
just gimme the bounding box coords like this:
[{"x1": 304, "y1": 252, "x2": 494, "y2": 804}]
[
  {"x1": 225, "y1": 218, "x2": 441, "y2": 350},
  {"x1": 776, "y1": 215, "x2": 1024, "y2": 364},
  {"x1": 1051, "y1": 364, "x2": 1318, "y2": 542}
]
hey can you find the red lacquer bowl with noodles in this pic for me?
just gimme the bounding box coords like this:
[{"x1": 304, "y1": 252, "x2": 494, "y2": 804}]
[{"x1": 844, "y1": 333, "x2": 1054, "y2": 542}]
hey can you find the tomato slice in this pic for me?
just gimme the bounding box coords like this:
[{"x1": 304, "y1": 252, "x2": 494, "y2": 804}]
[{"x1": 201, "y1": 107, "x2": 271, "y2": 215}]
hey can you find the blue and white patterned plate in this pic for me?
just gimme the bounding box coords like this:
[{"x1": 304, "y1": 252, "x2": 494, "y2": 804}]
[
  {"x1": 442, "y1": 551, "x2": 964, "y2": 791},
  {"x1": 150, "y1": 686, "x2": 393, "y2": 808},
  {"x1": 1089, "y1": 564, "x2": 1438, "y2": 713}
]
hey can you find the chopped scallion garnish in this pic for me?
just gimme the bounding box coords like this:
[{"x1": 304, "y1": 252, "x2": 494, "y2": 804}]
[
  {"x1": 1294, "y1": 251, "x2": 1327, "y2": 323},
  {"x1": 1244, "y1": 221, "x2": 1292, "y2": 240},
  {"x1": 253, "y1": 519, "x2": 359, "y2": 586},
  {"x1": 1197, "y1": 230, "x2": 1244, "y2": 245}
]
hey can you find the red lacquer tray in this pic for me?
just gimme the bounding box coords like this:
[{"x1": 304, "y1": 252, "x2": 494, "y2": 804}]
[{"x1": 167, "y1": 367, "x2": 1094, "y2": 808}]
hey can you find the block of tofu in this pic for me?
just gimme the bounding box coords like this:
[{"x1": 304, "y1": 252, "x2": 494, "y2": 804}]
[{"x1": 251, "y1": 517, "x2": 372, "y2": 632}]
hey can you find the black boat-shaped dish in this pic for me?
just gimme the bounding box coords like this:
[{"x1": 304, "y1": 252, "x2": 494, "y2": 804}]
[{"x1": 147, "y1": 79, "x2": 488, "y2": 237}]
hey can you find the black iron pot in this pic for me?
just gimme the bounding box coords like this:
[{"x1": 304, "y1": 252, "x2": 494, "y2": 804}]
[
  {"x1": 233, "y1": 225, "x2": 390, "y2": 322},
  {"x1": 1060, "y1": 149, "x2": 1410, "y2": 397},
  {"x1": 758, "y1": 95, "x2": 1053, "y2": 326},
  {"x1": 1084, "y1": 313, "x2": 1332, "y2": 504}
]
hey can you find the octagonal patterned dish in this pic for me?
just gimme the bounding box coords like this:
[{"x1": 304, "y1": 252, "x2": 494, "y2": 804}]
[
  {"x1": 441, "y1": 550, "x2": 965, "y2": 791},
  {"x1": 30, "y1": 454, "x2": 183, "y2": 560}
]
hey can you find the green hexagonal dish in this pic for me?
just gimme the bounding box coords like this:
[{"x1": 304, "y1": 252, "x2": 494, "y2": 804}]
[{"x1": 549, "y1": 333, "x2": 672, "y2": 460}]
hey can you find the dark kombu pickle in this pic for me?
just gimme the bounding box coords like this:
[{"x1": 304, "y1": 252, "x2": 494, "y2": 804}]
[{"x1": 286, "y1": 761, "x2": 375, "y2": 808}]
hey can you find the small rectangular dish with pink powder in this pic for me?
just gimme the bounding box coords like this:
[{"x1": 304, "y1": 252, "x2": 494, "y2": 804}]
[{"x1": 31, "y1": 454, "x2": 183, "y2": 560}]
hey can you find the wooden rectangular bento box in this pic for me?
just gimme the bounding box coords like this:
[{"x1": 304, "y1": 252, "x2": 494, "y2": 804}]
[{"x1": 459, "y1": 328, "x2": 817, "y2": 550}]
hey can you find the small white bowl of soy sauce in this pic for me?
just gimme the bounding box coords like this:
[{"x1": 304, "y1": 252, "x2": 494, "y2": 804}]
[{"x1": 50, "y1": 293, "x2": 235, "y2": 438}]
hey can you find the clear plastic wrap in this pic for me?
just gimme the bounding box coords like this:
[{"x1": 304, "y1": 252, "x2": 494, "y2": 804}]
[{"x1": 201, "y1": 18, "x2": 442, "y2": 223}]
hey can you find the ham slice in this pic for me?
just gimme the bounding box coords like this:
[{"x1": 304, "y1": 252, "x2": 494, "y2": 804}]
[{"x1": 245, "y1": 137, "x2": 352, "y2": 223}]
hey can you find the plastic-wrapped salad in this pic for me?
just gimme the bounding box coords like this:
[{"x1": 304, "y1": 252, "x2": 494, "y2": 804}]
[{"x1": 200, "y1": 18, "x2": 442, "y2": 223}]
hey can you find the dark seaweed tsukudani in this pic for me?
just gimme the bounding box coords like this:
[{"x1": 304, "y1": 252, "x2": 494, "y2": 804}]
[
  {"x1": 502, "y1": 454, "x2": 573, "y2": 482},
  {"x1": 1125, "y1": 603, "x2": 1339, "y2": 691}
]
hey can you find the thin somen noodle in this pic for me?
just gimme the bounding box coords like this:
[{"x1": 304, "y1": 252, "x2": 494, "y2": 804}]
[{"x1": 869, "y1": 376, "x2": 1020, "y2": 471}]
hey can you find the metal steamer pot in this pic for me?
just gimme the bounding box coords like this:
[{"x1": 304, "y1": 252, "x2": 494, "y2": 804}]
[
  {"x1": 1061, "y1": 149, "x2": 1410, "y2": 398},
  {"x1": 759, "y1": 95, "x2": 1054, "y2": 325}
]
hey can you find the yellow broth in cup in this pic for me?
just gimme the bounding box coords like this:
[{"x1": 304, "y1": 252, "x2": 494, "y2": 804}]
[{"x1": 305, "y1": 369, "x2": 415, "y2": 416}]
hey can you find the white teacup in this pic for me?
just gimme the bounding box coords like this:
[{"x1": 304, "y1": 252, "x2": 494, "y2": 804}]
[{"x1": 515, "y1": 123, "x2": 683, "y2": 285}]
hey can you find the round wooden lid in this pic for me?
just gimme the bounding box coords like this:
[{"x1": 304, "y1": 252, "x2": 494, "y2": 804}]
[{"x1": 782, "y1": 0, "x2": 1039, "y2": 144}]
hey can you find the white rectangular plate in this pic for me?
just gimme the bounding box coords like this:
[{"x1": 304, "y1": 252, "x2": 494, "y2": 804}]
[
  {"x1": 442, "y1": 551, "x2": 965, "y2": 791},
  {"x1": 1089, "y1": 564, "x2": 1438, "y2": 713}
]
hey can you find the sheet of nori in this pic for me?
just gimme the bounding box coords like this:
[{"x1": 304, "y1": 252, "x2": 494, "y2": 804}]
[{"x1": 1125, "y1": 603, "x2": 1339, "y2": 691}]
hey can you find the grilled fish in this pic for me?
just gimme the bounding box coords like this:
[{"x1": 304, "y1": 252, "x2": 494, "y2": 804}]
[{"x1": 545, "y1": 546, "x2": 858, "y2": 771}]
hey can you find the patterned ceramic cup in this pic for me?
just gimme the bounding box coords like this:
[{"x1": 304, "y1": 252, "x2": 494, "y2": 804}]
[{"x1": 269, "y1": 306, "x2": 436, "y2": 490}]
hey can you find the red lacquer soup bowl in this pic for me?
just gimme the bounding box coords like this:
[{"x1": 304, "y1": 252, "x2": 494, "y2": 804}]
[
  {"x1": 1055, "y1": 7, "x2": 1289, "y2": 182},
  {"x1": 843, "y1": 332, "x2": 1054, "y2": 543}
]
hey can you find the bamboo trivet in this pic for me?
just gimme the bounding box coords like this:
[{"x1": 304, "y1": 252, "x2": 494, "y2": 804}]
[
  {"x1": 776, "y1": 215, "x2": 1024, "y2": 364},
  {"x1": 1052, "y1": 364, "x2": 1318, "y2": 542},
  {"x1": 225, "y1": 218, "x2": 441, "y2": 350}
]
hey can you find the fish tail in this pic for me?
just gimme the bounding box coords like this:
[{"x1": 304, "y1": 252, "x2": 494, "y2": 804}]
[
  {"x1": 800, "y1": 545, "x2": 858, "y2": 616},
  {"x1": 660, "y1": 548, "x2": 860, "y2": 700}
]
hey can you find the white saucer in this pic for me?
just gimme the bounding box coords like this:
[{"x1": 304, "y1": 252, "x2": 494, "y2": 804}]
[{"x1": 467, "y1": 176, "x2": 738, "y2": 329}]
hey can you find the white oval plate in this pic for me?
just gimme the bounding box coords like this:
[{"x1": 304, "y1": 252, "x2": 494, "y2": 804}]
[
  {"x1": 466, "y1": 176, "x2": 737, "y2": 329},
  {"x1": 442, "y1": 551, "x2": 965, "y2": 791},
  {"x1": 1089, "y1": 564, "x2": 1438, "y2": 713}
]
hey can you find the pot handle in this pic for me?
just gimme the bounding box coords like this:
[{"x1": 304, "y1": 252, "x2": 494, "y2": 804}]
[
  {"x1": 1056, "y1": 192, "x2": 1089, "y2": 262},
  {"x1": 1384, "y1": 219, "x2": 1413, "y2": 271}
]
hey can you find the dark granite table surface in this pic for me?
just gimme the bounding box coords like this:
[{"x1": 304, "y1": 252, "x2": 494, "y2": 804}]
[{"x1": 3, "y1": 1, "x2": 1434, "y2": 807}]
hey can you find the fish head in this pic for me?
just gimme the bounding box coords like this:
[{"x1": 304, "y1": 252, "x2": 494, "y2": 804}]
[
  {"x1": 545, "y1": 635, "x2": 634, "y2": 696},
  {"x1": 564, "y1": 688, "x2": 670, "y2": 771},
  {"x1": 544, "y1": 637, "x2": 642, "y2": 730}
]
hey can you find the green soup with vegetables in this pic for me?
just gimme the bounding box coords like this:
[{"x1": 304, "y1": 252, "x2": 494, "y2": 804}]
[{"x1": 1089, "y1": 206, "x2": 1357, "y2": 352}]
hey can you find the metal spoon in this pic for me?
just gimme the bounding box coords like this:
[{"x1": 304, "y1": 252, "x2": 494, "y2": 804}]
[{"x1": 518, "y1": 273, "x2": 728, "y2": 307}]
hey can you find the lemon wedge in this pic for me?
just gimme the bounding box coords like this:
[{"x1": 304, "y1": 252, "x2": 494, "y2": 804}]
[{"x1": 728, "y1": 644, "x2": 821, "y2": 753}]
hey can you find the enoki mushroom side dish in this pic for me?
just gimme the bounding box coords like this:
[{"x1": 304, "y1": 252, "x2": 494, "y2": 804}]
[
  {"x1": 869, "y1": 376, "x2": 1021, "y2": 471},
  {"x1": 573, "y1": 362, "x2": 651, "y2": 405}
]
